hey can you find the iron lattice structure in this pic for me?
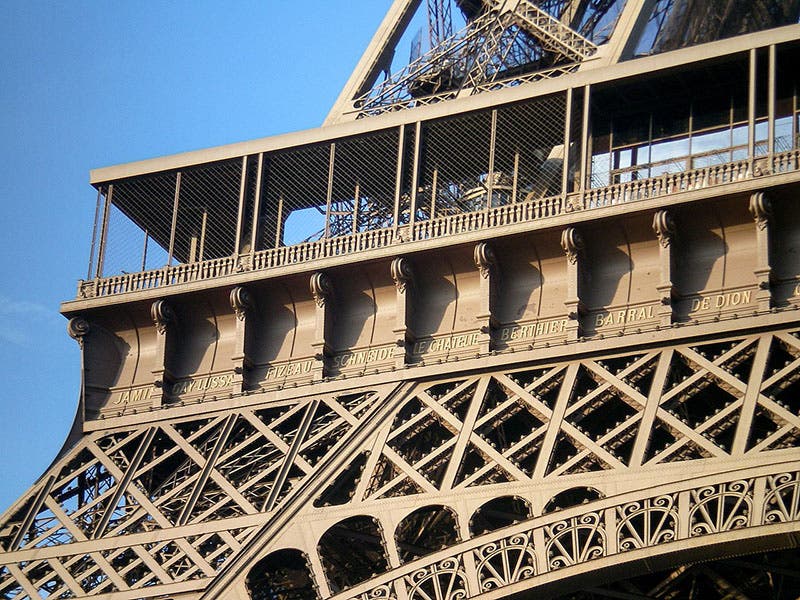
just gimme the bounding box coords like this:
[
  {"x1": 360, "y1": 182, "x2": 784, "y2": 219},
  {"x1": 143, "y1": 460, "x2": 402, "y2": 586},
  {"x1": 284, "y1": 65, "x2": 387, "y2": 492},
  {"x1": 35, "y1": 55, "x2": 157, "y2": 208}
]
[
  {"x1": 2, "y1": 330, "x2": 800, "y2": 597},
  {"x1": 4, "y1": 0, "x2": 800, "y2": 599}
]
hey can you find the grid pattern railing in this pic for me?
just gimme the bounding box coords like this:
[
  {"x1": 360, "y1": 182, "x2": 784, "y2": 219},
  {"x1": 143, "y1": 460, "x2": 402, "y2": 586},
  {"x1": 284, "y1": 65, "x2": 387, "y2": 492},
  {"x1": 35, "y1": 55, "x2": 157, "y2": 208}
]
[{"x1": 77, "y1": 148, "x2": 800, "y2": 300}]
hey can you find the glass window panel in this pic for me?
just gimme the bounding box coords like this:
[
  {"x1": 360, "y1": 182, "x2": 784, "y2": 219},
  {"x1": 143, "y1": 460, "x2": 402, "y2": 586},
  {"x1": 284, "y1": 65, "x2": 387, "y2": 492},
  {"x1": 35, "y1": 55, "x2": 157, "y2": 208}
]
[
  {"x1": 755, "y1": 119, "x2": 769, "y2": 141},
  {"x1": 614, "y1": 148, "x2": 633, "y2": 169},
  {"x1": 693, "y1": 95, "x2": 731, "y2": 131},
  {"x1": 651, "y1": 137, "x2": 690, "y2": 163},
  {"x1": 591, "y1": 153, "x2": 611, "y2": 188},
  {"x1": 614, "y1": 171, "x2": 632, "y2": 184},
  {"x1": 776, "y1": 96, "x2": 793, "y2": 118},
  {"x1": 775, "y1": 116, "x2": 793, "y2": 152},
  {"x1": 732, "y1": 124, "x2": 748, "y2": 146},
  {"x1": 691, "y1": 129, "x2": 731, "y2": 154},
  {"x1": 631, "y1": 145, "x2": 650, "y2": 166}
]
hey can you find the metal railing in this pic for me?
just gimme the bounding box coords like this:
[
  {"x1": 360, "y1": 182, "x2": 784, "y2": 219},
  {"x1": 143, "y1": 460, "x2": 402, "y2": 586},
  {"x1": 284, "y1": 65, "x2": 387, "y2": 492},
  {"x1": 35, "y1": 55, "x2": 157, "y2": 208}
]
[
  {"x1": 331, "y1": 466, "x2": 800, "y2": 600},
  {"x1": 75, "y1": 148, "x2": 800, "y2": 300}
]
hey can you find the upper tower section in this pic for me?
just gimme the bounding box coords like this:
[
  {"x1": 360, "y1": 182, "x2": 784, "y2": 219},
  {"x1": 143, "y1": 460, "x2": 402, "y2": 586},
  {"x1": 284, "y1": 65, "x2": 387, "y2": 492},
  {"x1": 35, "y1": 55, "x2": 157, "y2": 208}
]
[{"x1": 73, "y1": 0, "x2": 800, "y2": 307}]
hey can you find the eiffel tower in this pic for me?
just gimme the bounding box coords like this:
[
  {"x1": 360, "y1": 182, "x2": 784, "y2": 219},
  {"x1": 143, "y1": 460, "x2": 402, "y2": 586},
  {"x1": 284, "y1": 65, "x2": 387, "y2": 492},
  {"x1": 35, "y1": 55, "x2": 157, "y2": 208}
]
[{"x1": 3, "y1": 1, "x2": 800, "y2": 598}]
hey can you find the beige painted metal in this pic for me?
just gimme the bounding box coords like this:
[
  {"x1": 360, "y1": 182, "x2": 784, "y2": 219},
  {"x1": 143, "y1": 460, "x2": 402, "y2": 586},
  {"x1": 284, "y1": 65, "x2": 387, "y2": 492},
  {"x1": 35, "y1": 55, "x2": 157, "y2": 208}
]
[{"x1": 3, "y1": 4, "x2": 800, "y2": 600}]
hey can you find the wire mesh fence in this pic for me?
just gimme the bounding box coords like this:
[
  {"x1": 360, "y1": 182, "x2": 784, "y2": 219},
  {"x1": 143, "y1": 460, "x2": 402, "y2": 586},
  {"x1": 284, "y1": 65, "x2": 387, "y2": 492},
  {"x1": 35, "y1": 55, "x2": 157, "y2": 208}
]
[
  {"x1": 330, "y1": 129, "x2": 400, "y2": 236},
  {"x1": 89, "y1": 92, "x2": 571, "y2": 279},
  {"x1": 261, "y1": 142, "x2": 330, "y2": 247},
  {"x1": 174, "y1": 159, "x2": 242, "y2": 263},
  {"x1": 98, "y1": 171, "x2": 176, "y2": 277},
  {"x1": 495, "y1": 93, "x2": 568, "y2": 201},
  {"x1": 418, "y1": 110, "x2": 492, "y2": 220}
]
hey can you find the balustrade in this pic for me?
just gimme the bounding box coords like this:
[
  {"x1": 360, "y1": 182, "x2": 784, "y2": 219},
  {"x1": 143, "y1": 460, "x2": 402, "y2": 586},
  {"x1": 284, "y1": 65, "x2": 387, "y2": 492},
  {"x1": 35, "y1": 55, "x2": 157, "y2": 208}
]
[{"x1": 77, "y1": 149, "x2": 800, "y2": 300}]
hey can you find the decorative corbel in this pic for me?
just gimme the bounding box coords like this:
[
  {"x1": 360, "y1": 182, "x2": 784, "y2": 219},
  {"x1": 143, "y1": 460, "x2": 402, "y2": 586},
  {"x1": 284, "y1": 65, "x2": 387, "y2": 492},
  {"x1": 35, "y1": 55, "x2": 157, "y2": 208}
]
[
  {"x1": 474, "y1": 243, "x2": 500, "y2": 352},
  {"x1": 652, "y1": 210, "x2": 676, "y2": 326},
  {"x1": 561, "y1": 227, "x2": 584, "y2": 265},
  {"x1": 310, "y1": 272, "x2": 334, "y2": 308},
  {"x1": 150, "y1": 300, "x2": 176, "y2": 407},
  {"x1": 391, "y1": 256, "x2": 414, "y2": 294},
  {"x1": 749, "y1": 192, "x2": 772, "y2": 310},
  {"x1": 310, "y1": 272, "x2": 334, "y2": 379},
  {"x1": 230, "y1": 286, "x2": 255, "y2": 391},
  {"x1": 67, "y1": 317, "x2": 90, "y2": 348},
  {"x1": 151, "y1": 300, "x2": 175, "y2": 335},
  {"x1": 561, "y1": 228, "x2": 584, "y2": 341},
  {"x1": 67, "y1": 317, "x2": 91, "y2": 421},
  {"x1": 230, "y1": 286, "x2": 254, "y2": 321},
  {"x1": 390, "y1": 257, "x2": 416, "y2": 367}
]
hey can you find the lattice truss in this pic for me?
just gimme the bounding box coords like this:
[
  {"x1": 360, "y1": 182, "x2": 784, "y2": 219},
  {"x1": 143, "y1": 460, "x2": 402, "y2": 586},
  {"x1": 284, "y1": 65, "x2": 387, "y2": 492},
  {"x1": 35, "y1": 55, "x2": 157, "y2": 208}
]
[
  {"x1": 357, "y1": 0, "x2": 610, "y2": 115},
  {"x1": 4, "y1": 329, "x2": 800, "y2": 598},
  {"x1": 0, "y1": 389, "x2": 389, "y2": 599},
  {"x1": 240, "y1": 328, "x2": 800, "y2": 600},
  {"x1": 318, "y1": 331, "x2": 800, "y2": 506}
]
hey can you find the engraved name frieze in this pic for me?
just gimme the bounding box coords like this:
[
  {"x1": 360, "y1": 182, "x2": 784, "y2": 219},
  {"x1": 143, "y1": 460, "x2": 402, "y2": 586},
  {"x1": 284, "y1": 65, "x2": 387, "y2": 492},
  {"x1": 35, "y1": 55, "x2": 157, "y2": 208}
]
[
  {"x1": 265, "y1": 359, "x2": 315, "y2": 380},
  {"x1": 332, "y1": 345, "x2": 396, "y2": 369},
  {"x1": 689, "y1": 290, "x2": 753, "y2": 313},
  {"x1": 593, "y1": 305, "x2": 657, "y2": 328},
  {"x1": 497, "y1": 318, "x2": 568, "y2": 342},
  {"x1": 113, "y1": 387, "x2": 154, "y2": 406},
  {"x1": 172, "y1": 373, "x2": 235, "y2": 396},
  {"x1": 413, "y1": 332, "x2": 481, "y2": 355}
]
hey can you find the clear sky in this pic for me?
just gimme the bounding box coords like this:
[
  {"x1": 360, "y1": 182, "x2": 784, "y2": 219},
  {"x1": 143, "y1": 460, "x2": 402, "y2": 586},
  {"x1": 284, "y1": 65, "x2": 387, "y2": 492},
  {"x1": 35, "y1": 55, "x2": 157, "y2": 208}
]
[{"x1": 0, "y1": 1, "x2": 393, "y2": 511}]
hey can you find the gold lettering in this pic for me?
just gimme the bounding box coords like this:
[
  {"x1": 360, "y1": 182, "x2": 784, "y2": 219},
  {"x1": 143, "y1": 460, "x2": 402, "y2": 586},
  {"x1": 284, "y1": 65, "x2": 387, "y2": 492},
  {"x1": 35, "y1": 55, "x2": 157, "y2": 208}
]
[{"x1": 692, "y1": 291, "x2": 754, "y2": 313}]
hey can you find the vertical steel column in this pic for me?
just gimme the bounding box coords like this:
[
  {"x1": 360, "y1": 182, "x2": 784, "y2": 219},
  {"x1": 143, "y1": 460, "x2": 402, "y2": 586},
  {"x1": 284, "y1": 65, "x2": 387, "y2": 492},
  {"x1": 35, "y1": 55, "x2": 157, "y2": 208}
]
[
  {"x1": 393, "y1": 125, "x2": 405, "y2": 229},
  {"x1": 96, "y1": 184, "x2": 113, "y2": 278},
  {"x1": 431, "y1": 169, "x2": 438, "y2": 219},
  {"x1": 768, "y1": 45, "x2": 776, "y2": 158},
  {"x1": 233, "y1": 155, "x2": 248, "y2": 255},
  {"x1": 166, "y1": 173, "x2": 182, "y2": 266},
  {"x1": 512, "y1": 152, "x2": 519, "y2": 204},
  {"x1": 198, "y1": 210, "x2": 208, "y2": 262},
  {"x1": 140, "y1": 230, "x2": 149, "y2": 272},
  {"x1": 748, "y1": 48, "x2": 757, "y2": 164},
  {"x1": 274, "y1": 194, "x2": 284, "y2": 249},
  {"x1": 353, "y1": 183, "x2": 360, "y2": 235},
  {"x1": 251, "y1": 153, "x2": 264, "y2": 254},
  {"x1": 409, "y1": 121, "x2": 422, "y2": 228},
  {"x1": 579, "y1": 84, "x2": 592, "y2": 203},
  {"x1": 487, "y1": 109, "x2": 498, "y2": 210},
  {"x1": 324, "y1": 143, "x2": 336, "y2": 238},
  {"x1": 562, "y1": 88, "x2": 573, "y2": 199},
  {"x1": 87, "y1": 186, "x2": 103, "y2": 279}
]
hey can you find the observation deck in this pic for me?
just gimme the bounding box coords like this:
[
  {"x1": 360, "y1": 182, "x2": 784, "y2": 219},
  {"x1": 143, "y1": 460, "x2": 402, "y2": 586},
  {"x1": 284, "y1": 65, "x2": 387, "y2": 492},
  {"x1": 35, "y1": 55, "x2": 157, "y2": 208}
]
[{"x1": 72, "y1": 26, "x2": 800, "y2": 310}]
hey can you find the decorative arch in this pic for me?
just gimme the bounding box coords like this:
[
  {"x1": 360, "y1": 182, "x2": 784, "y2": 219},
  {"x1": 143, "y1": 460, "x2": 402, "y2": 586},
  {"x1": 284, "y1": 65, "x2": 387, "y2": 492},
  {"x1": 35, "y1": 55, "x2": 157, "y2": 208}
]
[
  {"x1": 544, "y1": 487, "x2": 605, "y2": 514},
  {"x1": 246, "y1": 548, "x2": 317, "y2": 600},
  {"x1": 471, "y1": 496, "x2": 537, "y2": 592},
  {"x1": 469, "y1": 495, "x2": 533, "y2": 536},
  {"x1": 396, "y1": 505, "x2": 460, "y2": 564},
  {"x1": 318, "y1": 515, "x2": 390, "y2": 593}
]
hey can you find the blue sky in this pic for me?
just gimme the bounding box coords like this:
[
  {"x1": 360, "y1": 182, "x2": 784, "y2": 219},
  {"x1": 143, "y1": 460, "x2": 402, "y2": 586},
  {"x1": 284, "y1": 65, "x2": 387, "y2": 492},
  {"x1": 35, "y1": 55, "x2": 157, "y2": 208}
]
[{"x1": 0, "y1": 1, "x2": 394, "y2": 511}]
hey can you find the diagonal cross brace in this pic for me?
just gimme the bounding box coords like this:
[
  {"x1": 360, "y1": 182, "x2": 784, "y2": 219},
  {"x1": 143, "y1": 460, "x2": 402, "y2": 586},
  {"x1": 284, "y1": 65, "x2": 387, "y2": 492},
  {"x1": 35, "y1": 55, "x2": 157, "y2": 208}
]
[{"x1": 510, "y1": 0, "x2": 598, "y2": 62}]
